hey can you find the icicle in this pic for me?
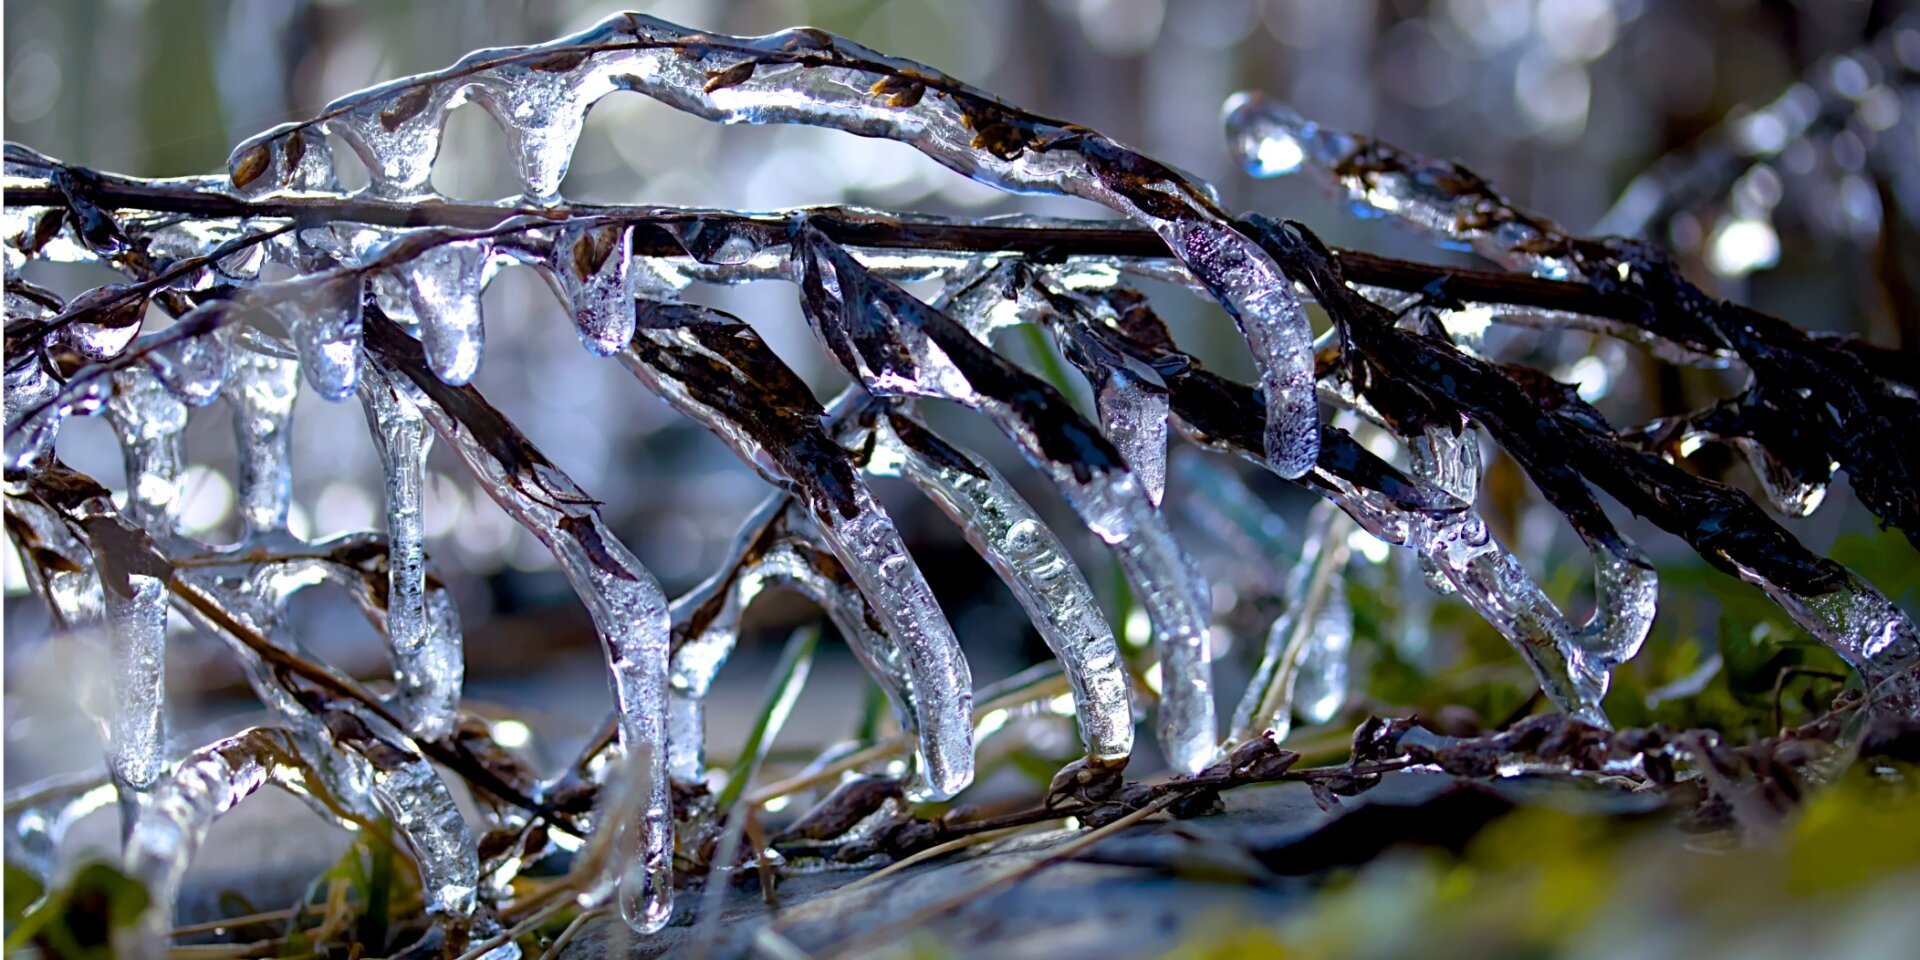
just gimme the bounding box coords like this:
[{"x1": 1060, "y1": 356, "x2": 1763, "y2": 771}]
[
  {"x1": 141, "y1": 323, "x2": 231, "y2": 408},
  {"x1": 547, "y1": 221, "x2": 636, "y2": 356},
  {"x1": 869, "y1": 409, "x2": 1135, "y2": 763},
  {"x1": 361, "y1": 369, "x2": 461, "y2": 741},
  {"x1": 369, "y1": 349, "x2": 674, "y2": 934},
  {"x1": 1051, "y1": 312, "x2": 1171, "y2": 506},
  {"x1": 269, "y1": 278, "x2": 364, "y2": 401},
  {"x1": 1731, "y1": 437, "x2": 1830, "y2": 517},
  {"x1": 107, "y1": 367, "x2": 188, "y2": 533},
  {"x1": 467, "y1": 56, "x2": 600, "y2": 203},
  {"x1": 224, "y1": 345, "x2": 300, "y2": 539},
  {"x1": 397, "y1": 240, "x2": 492, "y2": 386},
  {"x1": 1230, "y1": 502, "x2": 1354, "y2": 742},
  {"x1": 100, "y1": 569, "x2": 168, "y2": 806}
]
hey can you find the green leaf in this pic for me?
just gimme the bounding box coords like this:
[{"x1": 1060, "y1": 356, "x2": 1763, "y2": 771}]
[
  {"x1": 4, "y1": 862, "x2": 46, "y2": 930},
  {"x1": 4, "y1": 860, "x2": 150, "y2": 960},
  {"x1": 716, "y1": 625, "x2": 820, "y2": 812}
]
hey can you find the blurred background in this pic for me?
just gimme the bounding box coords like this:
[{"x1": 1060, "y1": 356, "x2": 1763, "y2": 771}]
[{"x1": 5, "y1": 0, "x2": 1917, "y2": 803}]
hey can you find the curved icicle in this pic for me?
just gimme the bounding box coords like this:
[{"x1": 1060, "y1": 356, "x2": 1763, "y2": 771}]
[
  {"x1": 362, "y1": 314, "x2": 674, "y2": 934},
  {"x1": 794, "y1": 231, "x2": 1216, "y2": 773},
  {"x1": 228, "y1": 12, "x2": 1321, "y2": 475},
  {"x1": 666, "y1": 512, "x2": 930, "y2": 792},
  {"x1": 866, "y1": 408, "x2": 1135, "y2": 763}
]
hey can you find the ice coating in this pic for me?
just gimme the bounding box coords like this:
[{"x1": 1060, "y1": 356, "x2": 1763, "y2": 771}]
[
  {"x1": 6, "y1": 10, "x2": 1917, "y2": 950},
  {"x1": 868, "y1": 409, "x2": 1134, "y2": 762},
  {"x1": 666, "y1": 525, "x2": 930, "y2": 790},
  {"x1": 1339, "y1": 417, "x2": 1656, "y2": 723},
  {"x1": 225, "y1": 12, "x2": 1321, "y2": 475},
  {"x1": 122, "y1": 729, "x2": 310, "y2": 960},
  {"x1": 361, "y1": 368, "x2": 462, "y2": 740},
  {"x1": 3, "y1": 775, "x2": 117, "y2": 884},
  {"x1": 795, "y1": 229, "x2": 1217, "y2": 773},
  {"x1": 1230, "y1": 502, "x2": 1354, "y2": 742},
  {"x1": 1225, "y1": 91, "x2": 1583, "y2": 281},
  {"x1": 5, "y1": 353, "x2": 109, "y2": 478},
  {"x1": 365, "y1": 338, "x2": 675, "y2": 934}
]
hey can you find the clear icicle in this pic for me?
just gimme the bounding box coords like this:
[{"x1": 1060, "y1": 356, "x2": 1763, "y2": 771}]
[
  {"x1": 1732, "y1": 437, "x2": 1830, "y2": 517},
  {"x1": 1052, "y1": 313, "x2": 1171, "y2": 506},
  {"x1": 378, "y1": 359, "x2": 674, "y2": 933},
  {"x1": 270, "y1": 278, "x2": 364, "y2": 401},
  {"x1": 107, "y1": 367, "x2": 188, "y2": 533},
  {"x1": 224, "y1": 345, "x2": 300, "y2": 539},
  {"x1": 361, "y1": 369, "x2": 462, "y2": 741},
  {"x1": 868, "y1": 409, "x2": 1135, "y2": 763},
  {"x1": 547, "y1": 221, "x2": 636, "y2": 356},
  {"x1": 1230, "y1": 502, "x2": 1354, "y2": 742},
  {"x1": 141, "y1": 325, "x2": 231, "y2": 408},
  {"x1": 398, "y1": 240, "x2": 493, "y2": 386},
  {"x1": 467, "y1": 57, "x2": 597, "y2": 203},
  {"x1": 98, "y1": 558, "x2": 169, "y2": 807},
  {"x1": 228, "y1": 12, "x2": 1323, "y2": 474}
]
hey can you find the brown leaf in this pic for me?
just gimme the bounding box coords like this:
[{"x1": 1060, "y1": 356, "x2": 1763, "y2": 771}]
[
  {"x1": 229, "y1": 141, "x2": 271, "y2": 189},
  {"x1": 703, "y1": 59, "x2": 756, "y2": 93},
  {"x1": 379, "y1": 85, "x2": 433, "y2": 132},
  {"x1": 571, "y1": 225, "x2": 619, "y2": 279},
  {"x1": 282, "y1": 128, "x2": 308, "y2": 174},
  {"x1": 869, "y1": 74, "x2": 926, "y2": 109}
]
